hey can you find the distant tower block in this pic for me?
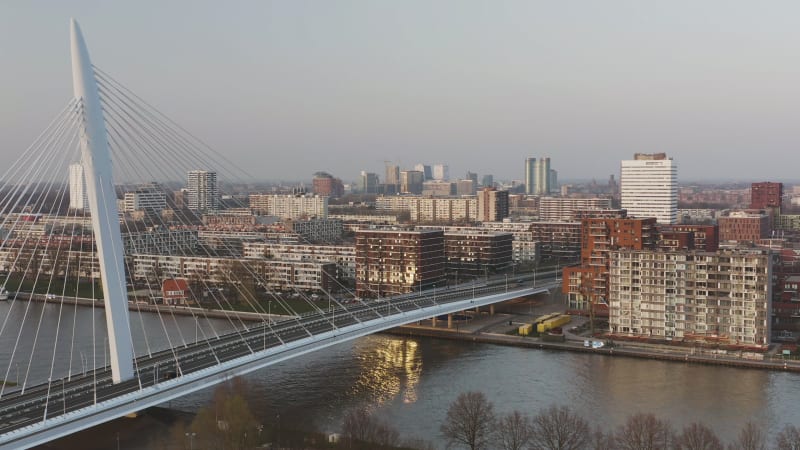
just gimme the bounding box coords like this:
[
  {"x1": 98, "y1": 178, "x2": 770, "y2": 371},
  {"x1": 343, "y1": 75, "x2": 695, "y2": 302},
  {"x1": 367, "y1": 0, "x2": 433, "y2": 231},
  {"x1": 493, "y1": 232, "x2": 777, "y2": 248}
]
[{"x1": 68, "y1": 162, "x2": 88, "y2": 211}]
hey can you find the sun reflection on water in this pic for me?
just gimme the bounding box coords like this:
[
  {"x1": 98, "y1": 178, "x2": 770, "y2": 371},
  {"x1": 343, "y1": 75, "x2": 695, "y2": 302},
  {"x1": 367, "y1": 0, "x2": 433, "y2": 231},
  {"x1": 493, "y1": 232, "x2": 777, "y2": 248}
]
[{"x1": 351, "y1": 337, "x2": 422, "y2": 406}]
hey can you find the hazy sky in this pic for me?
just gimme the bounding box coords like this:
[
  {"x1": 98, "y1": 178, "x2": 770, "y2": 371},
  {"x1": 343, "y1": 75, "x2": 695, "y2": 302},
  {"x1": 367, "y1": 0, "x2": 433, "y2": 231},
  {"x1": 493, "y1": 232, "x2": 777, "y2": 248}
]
[{"x1": 2, "y1": 1, "x2": 800, "y2": 183}]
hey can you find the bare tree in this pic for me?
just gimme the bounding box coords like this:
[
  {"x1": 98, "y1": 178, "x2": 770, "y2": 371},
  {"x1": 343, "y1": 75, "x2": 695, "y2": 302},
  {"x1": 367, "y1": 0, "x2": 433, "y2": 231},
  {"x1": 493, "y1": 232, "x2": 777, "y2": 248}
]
[
  {"x1": 530, "y1": 404, "x2": 590, "y2": 450},
  {"x1": 775, "y1": 424, "x2": 800, "y2": 450},
  {"x1": 342, "y1": 408, "x2": 399, "y2": 449},
  {"x1": 190, "y1": 378, "x2": 260, "y2": 450},
  {"x1": 440, "y1": 391, "x2": 496, "y2": 450},
  {"x1": 590, "y1": 426, "x2": 616, "y2": 450},
  {"x1": 614, "y1": 413, "x2": 674, "y2": 450},
  {"x1": 403, "y1": 437, "x2": 437, "y2": 450},
  {"x1": 676, "y1": 422, "x2": 722, "y2": 450},
  {"x1": 728, "y1": 422, "x2": 766, "y2": 450},
  {"x1": 496, "y1": 410, "x2": 533, "y2": 450}
]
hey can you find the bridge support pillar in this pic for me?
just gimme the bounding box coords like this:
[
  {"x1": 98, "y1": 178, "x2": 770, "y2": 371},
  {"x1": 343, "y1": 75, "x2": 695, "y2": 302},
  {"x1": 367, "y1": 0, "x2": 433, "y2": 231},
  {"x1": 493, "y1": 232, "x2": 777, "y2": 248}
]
[
  {"x1": 490, "y1": 304, "x2": 495, "y2": 315},
  {"x1": 475, "y1": 306, "x2": 480, "y2": 314},
  {"x1": 447, "y1": 314, "x2": 453, "y2": 329},
  {"x1": 432, "y1": 316, "x2": 437, "y2": 327}
]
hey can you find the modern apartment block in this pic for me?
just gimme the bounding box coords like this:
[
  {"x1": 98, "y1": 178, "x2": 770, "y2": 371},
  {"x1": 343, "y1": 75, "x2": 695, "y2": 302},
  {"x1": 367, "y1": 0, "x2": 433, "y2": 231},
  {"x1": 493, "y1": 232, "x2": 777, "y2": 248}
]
[
  {"x1": 476, "y1": 188, "x2": 509, "y2": 222},
  {"x1": 420, "y1": 223, "x2": 541, "y2": 263},
  {"x1": 286, "y1": 218, "x2": 343, "y2": 243},
  {"x1": 375, "y1": 196, "x2": 477, "y2": 223},
  {"x1": 242, "y1": 242, "x2": 356, "y2": 279},
  {"x1": 537, "y1": 197, "x2": 611, "y2": 222},
  {"x1": 608, "y1": 249, "x2": 771, "y2": 348},
  {"x1": 527, "y1": 221, "x2": 582, "y2": 262},
  {"x1": 412, "y1": 197, "x2": 477, "y2": 223},
  {"x1": 355, "y1": 229, "x2": 445, "y2": 298},
  {"x1": 122, "y1": 229, "x2": 198, "y2": 255},
  {"x1": 620, "y1": 153, "x2": 677, "y2": 224},
  {"x1": 186, "y1": 170, "x2": 219, "y2": 213},
  {"x1": 718, "y1": 211, "x2": 770, "y2": 243},
  {"x1": 122, "y1": 185, "x2": 166, "y2": 214},
  {"x1": 443, "y1": 231, "x2": 513, "y2": 278},
  {"x1": 249, "y1": 194, "x2": 328, "y2": 219},
  {"x1": 131, "y1": 254, "x2": 336, "y2": 292},
  {"x1": 750, "y1": 182, "x2": 783, "y2": 209},
  {"x1": 657, "y1": 224, "x2": 719, "y2": 252}
]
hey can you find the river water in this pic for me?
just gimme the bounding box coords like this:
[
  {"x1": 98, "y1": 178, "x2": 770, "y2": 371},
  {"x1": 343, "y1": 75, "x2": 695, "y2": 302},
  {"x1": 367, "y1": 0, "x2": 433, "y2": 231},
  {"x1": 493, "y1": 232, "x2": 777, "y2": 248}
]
[{"x1": 3, "y1": 302, "x2": 800, "y2": 445}]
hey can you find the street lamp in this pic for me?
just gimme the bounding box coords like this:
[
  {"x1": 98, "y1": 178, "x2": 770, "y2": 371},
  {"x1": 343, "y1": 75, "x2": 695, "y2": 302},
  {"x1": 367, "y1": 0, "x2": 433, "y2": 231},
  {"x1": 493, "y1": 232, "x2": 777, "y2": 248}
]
[
  {"x1": 433, "y1": 283, "x2": 437, "y2": 305},
  {"x1": 185, "y1": 432, "x2": 196, "y2": 450}
]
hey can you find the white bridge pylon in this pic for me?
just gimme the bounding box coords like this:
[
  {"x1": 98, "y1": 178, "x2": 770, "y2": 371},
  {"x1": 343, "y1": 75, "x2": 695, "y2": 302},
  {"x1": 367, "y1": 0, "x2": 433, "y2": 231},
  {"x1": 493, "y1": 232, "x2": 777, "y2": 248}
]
[{"x1": 70, "y1": 18, "x2": 134, "y2": 384}]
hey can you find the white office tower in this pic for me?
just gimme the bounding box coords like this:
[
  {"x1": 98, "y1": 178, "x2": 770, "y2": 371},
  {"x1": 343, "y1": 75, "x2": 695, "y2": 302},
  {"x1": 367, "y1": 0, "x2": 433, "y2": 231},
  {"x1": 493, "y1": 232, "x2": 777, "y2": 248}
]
[
  {"x1": 620, "y1": 153, "x2": 677, "y2": 224},
  {"x1": 187, "y1": 170, "x2": 219, "y2": 213},
  {"x1": 69, "y1": 163, "x2": 88, "y2": 211},
  {"x1": 432, "y1": 164, "x2": 449, "y2": 181}
]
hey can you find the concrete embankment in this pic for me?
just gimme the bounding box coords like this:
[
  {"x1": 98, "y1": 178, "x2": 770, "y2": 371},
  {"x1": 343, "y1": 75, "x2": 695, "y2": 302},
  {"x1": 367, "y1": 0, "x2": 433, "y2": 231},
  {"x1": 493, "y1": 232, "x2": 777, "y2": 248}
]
[
  {"x1": 17, "y1": 293, "x2": 273, "y2": 322},
  {"x1": 386, "y1": 325, "x2": 800, "y2": 373}
]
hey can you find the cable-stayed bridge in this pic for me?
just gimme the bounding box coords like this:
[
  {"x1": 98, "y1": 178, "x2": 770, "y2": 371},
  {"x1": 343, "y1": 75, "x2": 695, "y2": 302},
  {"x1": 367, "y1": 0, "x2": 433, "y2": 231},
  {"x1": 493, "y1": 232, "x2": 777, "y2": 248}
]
[{"x1": 0, "y1": 20, "x2": 561, "y2": 449}]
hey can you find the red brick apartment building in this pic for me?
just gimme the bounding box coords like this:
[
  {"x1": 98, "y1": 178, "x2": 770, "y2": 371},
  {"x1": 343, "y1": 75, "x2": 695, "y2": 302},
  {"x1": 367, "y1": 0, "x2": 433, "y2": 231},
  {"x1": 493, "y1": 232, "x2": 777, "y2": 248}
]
[
  {"x1": 750, "y1": 182, "x2": 783, "y2": 209},
  {"x1": 355, "y1": 229, "x2": 445, "y2": 298},
  {"x1": 718, "y1": 211, "x2": 770, "y2": 243},
  {"x1": 657, "y1": 224, "x2": 719, "y2": 252},
  {"x1": 563, "y1": 217, "x2": 657, "y2": 314}
]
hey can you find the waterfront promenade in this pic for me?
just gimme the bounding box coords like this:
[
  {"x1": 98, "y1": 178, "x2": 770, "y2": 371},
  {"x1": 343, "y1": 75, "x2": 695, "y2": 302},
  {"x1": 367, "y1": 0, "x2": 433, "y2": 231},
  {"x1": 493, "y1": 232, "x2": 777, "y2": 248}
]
[{"x1": 388, "y1": 293, "x2": 800, "y2": 373}]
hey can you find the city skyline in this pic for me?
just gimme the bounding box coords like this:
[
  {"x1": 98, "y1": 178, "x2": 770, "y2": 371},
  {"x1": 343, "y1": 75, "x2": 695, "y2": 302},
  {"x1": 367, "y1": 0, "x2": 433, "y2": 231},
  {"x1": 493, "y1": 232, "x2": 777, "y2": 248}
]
[{"x1": 3, "y1": 2, "x2": 800, "y2": 183}]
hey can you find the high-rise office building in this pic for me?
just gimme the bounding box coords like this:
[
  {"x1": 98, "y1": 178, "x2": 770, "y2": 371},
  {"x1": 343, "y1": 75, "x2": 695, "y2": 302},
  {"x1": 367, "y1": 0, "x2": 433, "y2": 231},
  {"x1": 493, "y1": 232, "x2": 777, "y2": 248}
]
[
  {"x1": 533, "y1": 157, "x2": 550, "y2": 195},
  {"x1": 456, "y1": 179, "x2": 476, "y2": 196},
  {"x1": 549, "y1": 169, "x2": 558, "y2": 194},
  {"x1": 360, "y1": 171, "x2": 379, "y2": 194},
  {"x1": 385, "y1": 164, "x2": 400, "y2": 192},
  {"x1": 466, "y1": 171, "x2": 478, "y2": 188},
  {"x1": 481, "y1": 174, "x2": 494, "y2": 188},
  {"x1": 524, "y1": 158, "x2": 536, "y2": 195},
  {"x1": 68, "y1": 163, "x2": 88, "y2": 211},
  {"x1": 414, "y1": 164, "x2": 433, "y2": 180},
  {"x1": 186, "y1": 170, "x2": 219, "y2": 213},
  {"x1": 620, "y1": 153, "x2": 677, "y2": 224},
  {"x1": 432, "y1": 164, "x2": 449, "y2": 181},
  {"x1": 400, "y1": 170, "x2": 424, "y2": 194}
]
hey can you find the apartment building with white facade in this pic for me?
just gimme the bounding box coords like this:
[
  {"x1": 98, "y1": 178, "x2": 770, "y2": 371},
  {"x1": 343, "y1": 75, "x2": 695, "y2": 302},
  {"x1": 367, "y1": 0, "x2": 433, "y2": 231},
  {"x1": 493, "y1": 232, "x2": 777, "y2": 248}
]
[
  {"x1": 538, "y1": 197, "x2": 611, "y2": 222},
  {"x1": 242, "y1": 242, "x2": 356, "y2": 279},
  {"x1": 608, "y1": 249, "x2": 771, "y2": 347},
  {"x1": 249, "y1": 194, "x2": 328, "y2": 219}
]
